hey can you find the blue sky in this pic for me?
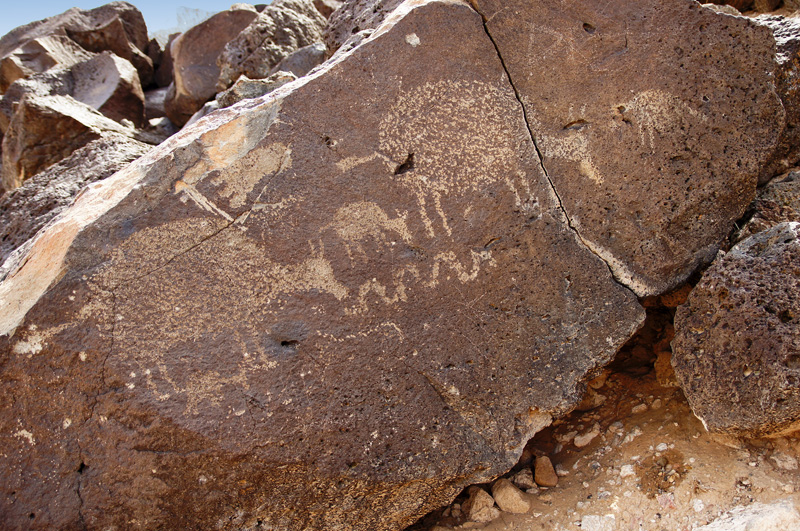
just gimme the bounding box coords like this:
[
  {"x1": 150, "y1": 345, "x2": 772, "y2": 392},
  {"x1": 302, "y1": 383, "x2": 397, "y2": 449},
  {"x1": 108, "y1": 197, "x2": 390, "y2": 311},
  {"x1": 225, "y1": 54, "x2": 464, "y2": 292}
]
[{"x1": 1, "y1": 1, "x2": 270, "y2": 41}]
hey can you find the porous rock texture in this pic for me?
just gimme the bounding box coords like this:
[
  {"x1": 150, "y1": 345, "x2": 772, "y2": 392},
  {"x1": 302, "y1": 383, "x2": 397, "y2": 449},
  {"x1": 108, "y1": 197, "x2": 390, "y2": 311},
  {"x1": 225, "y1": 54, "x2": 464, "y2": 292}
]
[
  {"x1": 0, "y1": 94, "x2": 145, "y2": 191},
  {"x1": 0, "y1": 51, "x2": 146, "y2": 130},
  {"x1": 756, "y1": 15, "x2": 800, "y2": 183},
  {"x1": 672, "y1": 222, "x2": 800, "y2": 438},
  {"x1": 0, "y1": 0, "x2": 787, "y2": 529},
  {"x1": 215, "y1": 0, "x2": 326, "y2": 92},
  {"x1": 734, "y1": 169, "x2": 800, "y2": 243},
  {"x1": 0, "y1": 2, "x2": 644, "y2": 529},
  {"x1": 0, "y1": 1, "x2": 152, "y2": 91},
  {"x1": 324, "y1": 0, "x2": 405, "y2": 54},
  {"x1": 164, "y1": 5, "x2": 259, "y2": 126},
  {"x1": 471, "y1": 0, "x2": 783, "y2": 296},
  {"x1": 0, "y1": 133, "x2": 151, "y2": 267}
]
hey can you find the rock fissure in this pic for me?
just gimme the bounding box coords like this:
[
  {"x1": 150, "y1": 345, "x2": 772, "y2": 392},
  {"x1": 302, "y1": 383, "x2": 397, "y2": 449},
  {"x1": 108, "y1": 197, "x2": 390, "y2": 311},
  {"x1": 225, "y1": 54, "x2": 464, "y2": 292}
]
[{"x1": 469, "y1": 2, "x2": 633, "y2": 295}]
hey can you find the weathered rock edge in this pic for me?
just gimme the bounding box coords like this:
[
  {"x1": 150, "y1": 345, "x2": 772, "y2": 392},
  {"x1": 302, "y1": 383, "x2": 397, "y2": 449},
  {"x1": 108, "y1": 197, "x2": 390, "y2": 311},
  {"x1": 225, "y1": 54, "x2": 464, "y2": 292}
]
[{"x1": 0, "y1": 1, "x2": 644, "y2": 529}]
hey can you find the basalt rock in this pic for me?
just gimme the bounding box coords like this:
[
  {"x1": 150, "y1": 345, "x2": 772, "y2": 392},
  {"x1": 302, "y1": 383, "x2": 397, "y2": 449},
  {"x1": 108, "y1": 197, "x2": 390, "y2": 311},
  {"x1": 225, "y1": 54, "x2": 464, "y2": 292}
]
[
  {"x1": 0, "y1": 2, "x2": 644, "y2": 529},
  {"x1": 1, "y1": 94, "x2": 147, "y2": 191},
  {"x1": 733, "y1": 170, "x2": 800, "y2": 243},
  {"x1": 323, "y1": 0, "x2": 405, "y2": 54},
  {"x1": 216, "y1": 0, "x2": 326, "y2": 92},
  {"x1": 0, "y1": 51, "x2": 145, "y2": 130},
  {"x1": 672, "y1": 222, "x2": 800, "y2": 438},
  {"x1": 164, "y1": 5, "x2": 259, "y2": 126},
  {"x1": 0, "y1": 36, "x2": 93, "y2": 93},
  {"x1": 0, "y1": 2, "x2": 152, "y2": 90},
  {"x1": 270, "y1": 42, "x2": 327, "y2": 78},
  {"x1": 471, "y1": 0, "x2": 783, "y2": 296},
  {"x1": 0, "y1": 133, "x2": 151, "y2": 267}
]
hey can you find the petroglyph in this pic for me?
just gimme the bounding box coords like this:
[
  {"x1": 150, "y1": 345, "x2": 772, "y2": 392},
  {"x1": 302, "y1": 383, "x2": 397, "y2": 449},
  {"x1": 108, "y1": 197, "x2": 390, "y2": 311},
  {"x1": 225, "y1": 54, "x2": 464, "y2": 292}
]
[
  {"x1": 614, "y1": 89, "x2": 707, "y2": 150},
  {"x1": 378, "y1": 79, "x2": 540, "y2": 237},
  {"x1": 323, "y1": 201, "x2": 412, "y2": 262}
]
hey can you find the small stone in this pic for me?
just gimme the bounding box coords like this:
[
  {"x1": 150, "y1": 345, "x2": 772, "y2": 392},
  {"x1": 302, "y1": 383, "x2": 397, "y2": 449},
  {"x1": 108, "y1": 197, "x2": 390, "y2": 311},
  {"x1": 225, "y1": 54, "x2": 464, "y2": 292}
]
[
  {"x1": 462, "y1": 486, "x2": 499, "y2": 523},
  {"x1": 534, "y1": 456, "x2": 559, "y2": 487},
  {"x1": 525, "y1": 486, "x2": 540, "y2": 495},
  {"x1": 619, "y1": 464, "x2": 635, "y2": 478},
  {"x1": 783, "y1": 484, "x2": 795, "y2": 493},
  {"x1": 555, "y1": 463, "x2": 569, "y2": 477},
  {"x1": 631, "y1": 403, "x2": 648, "y2": 414},
  {"x1": 510, "y1": 467, "x2": 536, "y2": 490},
  {"x1": 651, "y1": 398, "x2": 663, "y2": 409},
  {"x1": 581, "y1": 514, "x2": 616, "y2": 531},
  {"x1": 491, "y1": 478, "x2": 530, "y2": 514},
  {"x1": 693, "y1": 498, "x2": 705, "y2": 512},
  {"x1": 656, "y1": 442, "x2": 669, "y2": 452},
  {"x1": 574, "y1": 423, "x2": 600, "y2": 448},
  {"x1": 771, "y1": 452, "x2": 799, "y2": 471}
]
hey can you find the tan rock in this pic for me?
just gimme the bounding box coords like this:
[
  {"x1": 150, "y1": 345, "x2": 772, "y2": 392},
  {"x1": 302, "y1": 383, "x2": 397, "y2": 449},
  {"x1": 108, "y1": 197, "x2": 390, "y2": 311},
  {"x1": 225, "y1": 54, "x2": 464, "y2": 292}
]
[
  {"x1": 0, "y1": 35, "x2": 92, "y2": 93},
  {"x1": 463, "y1": 487, "x2": 500, "y2": 523},
  {"x1": 164, "y1": 5, "x2": 258, "y2": 125},
  {"x1": 491, "y1": 478, "x2": 530, "y2": 514},
  {"x1": 535, "y1": 456, "x2": 559, "y2": 487}
]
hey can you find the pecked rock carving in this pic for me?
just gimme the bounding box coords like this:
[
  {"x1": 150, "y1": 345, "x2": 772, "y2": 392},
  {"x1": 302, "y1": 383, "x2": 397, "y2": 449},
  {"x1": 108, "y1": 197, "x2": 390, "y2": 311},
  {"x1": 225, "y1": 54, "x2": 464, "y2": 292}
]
[{"x1": 0, "y1": 0, "x2": 784, "y2": 529}]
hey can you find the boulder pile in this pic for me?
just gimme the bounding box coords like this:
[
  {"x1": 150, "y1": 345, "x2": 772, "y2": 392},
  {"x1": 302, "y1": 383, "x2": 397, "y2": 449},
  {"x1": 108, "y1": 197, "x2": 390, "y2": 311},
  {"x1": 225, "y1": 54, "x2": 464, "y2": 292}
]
[{"x1": 0, "y1": 0, "x2": 799, "y2": 530}]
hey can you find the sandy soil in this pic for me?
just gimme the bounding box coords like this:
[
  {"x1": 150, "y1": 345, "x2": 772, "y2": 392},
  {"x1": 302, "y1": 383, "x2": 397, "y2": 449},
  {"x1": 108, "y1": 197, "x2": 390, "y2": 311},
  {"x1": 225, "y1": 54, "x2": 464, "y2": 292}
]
[{"x1": 410, "y1": 369, "x2": 800, "y2": 531}]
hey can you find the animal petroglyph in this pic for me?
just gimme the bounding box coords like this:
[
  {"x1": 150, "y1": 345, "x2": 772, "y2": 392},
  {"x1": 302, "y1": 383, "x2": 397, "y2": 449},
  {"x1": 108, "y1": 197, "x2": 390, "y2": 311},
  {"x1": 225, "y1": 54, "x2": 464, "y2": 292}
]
[{"x1": 322, "y1": 201, "x2": 412, "y2": 262}]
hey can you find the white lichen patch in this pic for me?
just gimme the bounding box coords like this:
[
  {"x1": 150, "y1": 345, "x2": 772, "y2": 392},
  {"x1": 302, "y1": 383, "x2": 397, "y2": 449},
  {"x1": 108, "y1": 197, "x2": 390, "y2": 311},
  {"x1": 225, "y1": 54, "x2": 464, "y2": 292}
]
[
  {"x1": 12, "y1": 334, "x2": 44, "y2": 356},
  {"x1": 14, "y1": 429, "x2": 35, "y2": 445}
]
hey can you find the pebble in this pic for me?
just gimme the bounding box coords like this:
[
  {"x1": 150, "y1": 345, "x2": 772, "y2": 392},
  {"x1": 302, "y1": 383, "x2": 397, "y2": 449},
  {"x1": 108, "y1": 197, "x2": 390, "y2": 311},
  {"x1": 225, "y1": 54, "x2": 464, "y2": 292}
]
[
  {"x1": 510, "y1": 467, "x2": 536, "y2": 489},
  {"x1": 462, "y1": 486, "x2": 500, "y2": 523},
  {"x1": 619, "y1": 464, "x2": 636, "y2": 478},
  {"x1": 555, "y1": 464, "x2": 569, "y2": 477},
  {"x1": 535, "y1": 456, "x2": 559, "y2": 487},
  {"x1": 693, "y1": 498, "x2": 705, "y2": 512},
  {"x1": 581, "y1": 514, "x2": 616, "y2": 531},
  {"x1": 651, "y1": 398, "x2": 663, "y2": 409},
  {"x1": 492, "y1": 478, "x2": 530, "y2": 514},
  {"x1": 574, "y1": 423, "x2": 601, "y2": 448},
  {"x1": 631, "y1": 403, "x2": 648, "y2": 414},
  {"x1": 656, "y1": 442, "x2": 669, "y2": 452}
]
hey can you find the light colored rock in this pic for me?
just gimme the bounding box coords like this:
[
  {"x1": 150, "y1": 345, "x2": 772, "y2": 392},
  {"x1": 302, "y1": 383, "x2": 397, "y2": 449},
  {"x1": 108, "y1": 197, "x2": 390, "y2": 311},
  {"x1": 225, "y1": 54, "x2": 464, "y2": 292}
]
[
  {"x1": 695, "y1": 500, "x2": 800, "y2": 530},
  {"x1": 164, "y1": 5, "x2": 258, "y2": 125},
  {"x1": 619, "y1": 464, "x2": 635, "y2": 478},
  {"x1": 1, "y1": 51, "x2": 146, "y2": 130},
  {"x1": 313, "y1": 0, "x2": 343, "y2": 18},
  {"x1": 534, "y1": 456, "x2": 559, "y2": 487},
  {"x1": 0, "y1": 35, "x2": 92, "y2": 93},
  {"x1": 270, "y1": 42, "x2": 327, "y2": 78},
  {"x1": 463, "y1": 487, "x2": 500, "y2": 523},
  {"x1": 581, "y1": 514, "x2": 616, "y2": 531},
  {"x1": 216, "y1": 0, "x2": 326, "y2": 92},
  {"x1": 771, "y1": 452, "x2": 799, "y2": 470},
  {"x1": 491, "y1": 478, "x2": 530, "y2": 514},
  {"x1": 216, "y1": 72, "x2": 297, "y2": 109},
  {"x1": 574, "y1": 424, "x2": 600, "y2": 448},
  {"x1": 673, "y1": 222, "x2": 800, "y2": 437}
]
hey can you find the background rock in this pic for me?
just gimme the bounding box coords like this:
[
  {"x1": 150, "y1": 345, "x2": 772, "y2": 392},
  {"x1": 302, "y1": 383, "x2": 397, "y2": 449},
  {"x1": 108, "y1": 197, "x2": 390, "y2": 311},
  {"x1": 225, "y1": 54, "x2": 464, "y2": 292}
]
[
  {"x1": 0, "y1": 1, "x2": 152, "y2": 90},
  {"x1": 270, "y1": 41, "x2": 327, "y2": 78},
  {"x1": 0, "y1": 133, "x2": 151, "y2": 267},
  {"x1": 216, "y1": 0, "x2": 326, "y2": 92},
  {"x1": 0, "y1": 36, "x2": 93, "y2": 93},
  {"x1": 1, "y1": 94, "x2": 146, "y2": 191},
  {"x1": 323, "y1": 0, "x2": 405, "y2": 54},
  {"x1": 0, "y1": 2, "x2": 644, "y2": 528},
  {"x1": 472, "y1": 0, "x2": 784, "y2": 297},
  {"x1": 672, "y1": 222, "x2": 800, "y2": 437},
  {"x1": 215, "y1": 72, "x2": 296, "y2": 109},
  {"x1": 164, "y1": 5, "x2": 258, "y2": 125},
  {"x1": 1, "y1": 52, "x2": 146, "y2": 130},
  {"x1": 734, "y1": 169, "x2": 800, "y2": 243},
  {"x1": 313, "y1": 0, "x2": 343, "y2": 18}
]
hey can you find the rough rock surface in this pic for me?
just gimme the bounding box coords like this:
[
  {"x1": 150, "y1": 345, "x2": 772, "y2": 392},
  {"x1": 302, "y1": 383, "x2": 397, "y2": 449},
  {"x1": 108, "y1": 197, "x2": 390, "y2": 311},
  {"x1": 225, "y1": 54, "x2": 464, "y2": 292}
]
[
  {"x1": 324, "y1": 0, "x2": 405, "y2": 54},
  {"x1": 270, "y1": 41, "x2": 327, "y2": 78},
  {"x1": 472, "y1": 0, "x2": 783, "y2": 296},
  {"x1": 463, "y1": 487, "x2": 500, "y2": 523},
  {"x1": 314, "y1": 0, "x2": 344, "y2": 18},
  {"x1": 216, "y1": 0, "x2": 326, "y2": 92},
  {"x1": 0, "y1": 133, "x2": 151, "y2": 267},
  {"x1": 1, "y1": 94, "x2": 145, "y2": 191},
  {"x1": 695, "y1": 500, "x2": 800, "y2": 530},
  {"x1": 734, "y1": 170, "x2": 800, "y2": 243},
  {"x1": 0, "y1": 36, "x2": 93, "y2": 93},
  {"x1": 0, "y1": 2, "x2": 645, "y2": 529},
  {"x1": 0, "y1": 1, "x2": 152, "y2": 90},
  {"x1": 673, "y1": 222, "x2": 800, "y2": 437},
  {"x1": 164, "y1": 5, "x2": 258, "y2": 125},
  {"x1": 756, "y1": 15, "x2": 800, "y2": 183},
  {"x1": 216, "y1": 72, "x2": 297, "y2": 109},
  {"x1": 1, "y1": 51, "x2": 145, "y2": 130}
]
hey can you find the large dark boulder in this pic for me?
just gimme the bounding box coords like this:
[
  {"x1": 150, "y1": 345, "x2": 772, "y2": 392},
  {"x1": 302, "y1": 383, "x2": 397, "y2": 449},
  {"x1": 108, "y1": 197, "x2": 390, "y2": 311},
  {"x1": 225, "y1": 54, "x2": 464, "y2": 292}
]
[
  {"x1": 672, "y1": 222, "x2": 800, "y2": 438},
  {"x1": 0, "y1": 2, "x2": 644, "y2": 528}
]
